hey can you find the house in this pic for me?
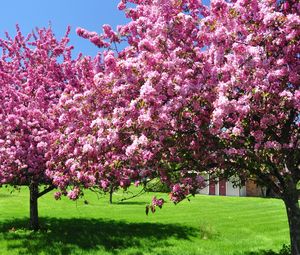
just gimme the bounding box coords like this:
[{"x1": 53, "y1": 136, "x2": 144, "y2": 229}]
[{"x1": 199, "y1": 176, "x2": 265, "y2": 197}]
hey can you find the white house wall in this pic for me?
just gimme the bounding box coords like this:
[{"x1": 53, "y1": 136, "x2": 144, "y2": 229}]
[
  {"x1": 226, "y1": 181, "x2": 240, "y2": 196},
  {"x1": 198, "y1": 175, "x2": 247, "y2": 197},
  {"x1": 239, "y1": 186, "x2": 246, "y2": 196},
  {"x1": 198, "y1": 174, "x2": 209, "y2": 195},
  {"x1": 199, "y1": 185, "x2": 209, "y2": 195},
  {"x1": 215, "y1": 179, "x2": 219, "y2": 196}
]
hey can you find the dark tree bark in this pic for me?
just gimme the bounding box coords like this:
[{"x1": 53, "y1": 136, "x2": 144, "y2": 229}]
[
  {"x1": 28, "y1": 184, "x2": 55, "y2": 231},
  {"x1": 29, "y1": 182, "x2": 39, "y2": 231},
  {"x1": 109, "y1": 186, "x2": 114, "y2": 204},
  {"x1": 282, "y1": 182, "x2": 300, "y2": 255}
]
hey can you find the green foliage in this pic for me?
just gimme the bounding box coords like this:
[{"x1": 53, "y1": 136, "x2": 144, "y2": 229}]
[{"x1": 144, "y1": 178, "x2": 171, "y2": 193}]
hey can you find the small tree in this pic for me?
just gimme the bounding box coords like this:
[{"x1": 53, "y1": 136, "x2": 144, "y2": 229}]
[{"x1": 0, "y1": 26, "x2": 81, "y2": 230}]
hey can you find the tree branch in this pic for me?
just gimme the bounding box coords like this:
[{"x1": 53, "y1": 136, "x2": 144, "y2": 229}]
[{"x1": 37, "y1": 185, "x2": 56, "y2": 198}]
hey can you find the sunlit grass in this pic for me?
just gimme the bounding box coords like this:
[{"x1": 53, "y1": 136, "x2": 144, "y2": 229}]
[{"x1": 0, "y1": 186, "x2": 289, "y2": 255}]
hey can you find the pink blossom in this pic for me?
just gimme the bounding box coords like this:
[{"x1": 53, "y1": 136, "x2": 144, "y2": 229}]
[
  {"x1": 152, "y1": 196, "x2": 165, "y2": 208},
  {"x1": 82, "y1": 143, "x2": 93, "y2": 154},
  {"x1": 117, "y1": 1, "x2": 126, "y2": 10},
  {"x1": 252, "y1": 130, "x2": 265, "y2": 143},
  {"x1": 140, "y1": 80, "x2": 156, "y2": 98},
  {"x1": 54, "y1": 192, "x2": 62, "y2": 200},
  {"x1": 264, "y1": 141, "x2": 282, "y2": 150},
  {"x1": 67, "y1": 187, "x2": 81, "y2": 200}
]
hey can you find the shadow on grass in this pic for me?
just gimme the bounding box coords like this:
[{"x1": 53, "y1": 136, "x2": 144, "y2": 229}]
[
  {"x1": 0, "y1": 217, "x2": 198, "y2": 255},
  {"x1": 235, "y1": 245, "x2": 290, "y2": 255},
  {"x1": 241, "y1": 251, "x2": 285, "y2": 255},
  {"x1": 115, "y1": 201, "x2": 148, "y2": 205}
]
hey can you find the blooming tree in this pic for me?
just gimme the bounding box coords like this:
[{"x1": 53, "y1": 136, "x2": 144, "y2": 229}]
[
  {"x1": 205, "y1": 0, "x2": 299, "y2": 253},
  {"x1": 46, "y1": 0, "x2": 213, "y2": 204},
  {"x1": 0, "y1": 26, "x2": 86, "y2": 230},
  {"x1": 46, "y1": 0, "x2": 299, "y2": 252}
]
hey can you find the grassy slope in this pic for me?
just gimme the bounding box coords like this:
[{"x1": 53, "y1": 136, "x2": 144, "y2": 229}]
[{"x1": 0, "y1": 186, "x2": 289, "y2": 255}]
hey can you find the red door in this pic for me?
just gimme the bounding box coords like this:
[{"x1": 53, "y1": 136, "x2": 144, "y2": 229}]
[
  {"x1": 219, "y1": 179, "x2": 227, "y2": 196},
  {"x1": 209, "y1": 180, "x2": 216, "y2": 195}
]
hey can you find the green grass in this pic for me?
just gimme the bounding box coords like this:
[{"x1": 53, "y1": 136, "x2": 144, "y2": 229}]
[{"x1": 0, "y1": 186, "x2": 289, "y2": 255}]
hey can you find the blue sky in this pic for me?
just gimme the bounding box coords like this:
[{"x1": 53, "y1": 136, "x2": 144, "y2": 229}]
[{"x1": 0, "y1": 0, "x2": 210, "y2": 58}]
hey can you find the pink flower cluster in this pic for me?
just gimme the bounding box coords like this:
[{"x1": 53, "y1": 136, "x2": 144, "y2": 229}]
[{"x1": 151, "y1": 196, "x2": 164, "y2": 209}]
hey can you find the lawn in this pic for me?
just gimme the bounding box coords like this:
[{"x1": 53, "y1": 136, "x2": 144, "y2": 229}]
[{"x1": 0, "y1": 186, "x2": 289, "y2": 255}]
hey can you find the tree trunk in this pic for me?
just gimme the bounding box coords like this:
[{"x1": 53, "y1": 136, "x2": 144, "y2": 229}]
[
  {"x1": 109, "y1": 186, "x2": 113, "y2": 204},
  {"x1": 282, "y1": 186, "x2": 300, "y2": 255},
  {"x1": 29, "y1": 182, "x2": 39, "y2": 231}
]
